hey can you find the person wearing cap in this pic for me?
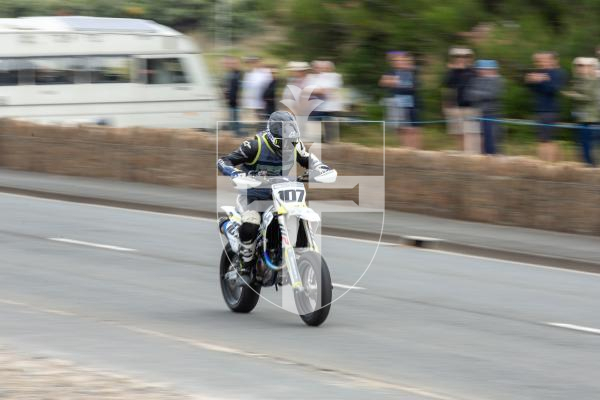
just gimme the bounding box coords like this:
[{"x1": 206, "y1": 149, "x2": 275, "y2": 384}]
[
  {"x1": 525, "y1": 52, "x2": 565, "y2": 162},
  {"x1": 285, "y1": 61, "x2": 310, "y2": 88},
  {"x1": 282, "y1": 61, "x2": 311, "y2": 103},
  {"x1": 306, "y1": 60, "x2": 344, "y2": 143},
  {"x1": 562, "y1": 57, "x2": 600, "y2": 166},
  {"x1": 443, "y1": 47, "x2": 479, "y2": 153},
  {"x1": 467, "y1": 60, "x2": 503, "y2": 155},
  {"x1": 379, "y1": 51, "x2": 422, "y2": 148}
]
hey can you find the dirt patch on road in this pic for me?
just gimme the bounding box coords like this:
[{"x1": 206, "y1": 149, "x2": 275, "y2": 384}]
[{"x1": 0, "y1": 345, "x2": 202, "y2": 400}]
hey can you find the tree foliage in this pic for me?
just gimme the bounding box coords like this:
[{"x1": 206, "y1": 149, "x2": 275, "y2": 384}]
[{"x1": 266, "y1": 0, "x2": 600, "y2": 120}]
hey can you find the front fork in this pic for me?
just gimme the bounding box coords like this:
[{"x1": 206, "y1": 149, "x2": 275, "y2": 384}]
[{"x1": 278, "y1": 215, "x2": 303, "y2": 290}]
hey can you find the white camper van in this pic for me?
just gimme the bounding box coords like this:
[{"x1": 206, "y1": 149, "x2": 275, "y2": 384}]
[{"x1": 0, "y1": 16, "x2": 219, "y2": 129}]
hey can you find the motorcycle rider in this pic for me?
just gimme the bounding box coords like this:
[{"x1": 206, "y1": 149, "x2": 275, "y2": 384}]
[{"x1": 217, "y1": 111, "x2": 331, "y2": 276}]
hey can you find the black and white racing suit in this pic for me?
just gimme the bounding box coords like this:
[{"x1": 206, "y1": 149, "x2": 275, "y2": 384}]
[{"x1": 217, "y1": 131, "x2": 330, "y2": 270}]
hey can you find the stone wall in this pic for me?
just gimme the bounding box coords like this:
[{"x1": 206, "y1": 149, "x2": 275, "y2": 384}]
[{"x1": 1, "y1": 119, "x2": 599, "y2": 235}]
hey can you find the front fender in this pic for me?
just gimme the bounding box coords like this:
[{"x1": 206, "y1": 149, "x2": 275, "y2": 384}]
[{"x1": 287, "y1": 207, "x2": 321, "y2": 222}]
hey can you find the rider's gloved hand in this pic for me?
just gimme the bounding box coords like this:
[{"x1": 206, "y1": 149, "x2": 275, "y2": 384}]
[
  {"x1": 246, "y1": 170, "x2": 268, "y2": 177},
  {"x1": 305, "y1": 166, "x2": 330, "y2": 181}
]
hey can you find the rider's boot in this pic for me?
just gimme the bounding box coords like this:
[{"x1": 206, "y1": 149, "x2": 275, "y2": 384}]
[{"x1": 238, "y1": 210, "x2": 261, "y2": 279}]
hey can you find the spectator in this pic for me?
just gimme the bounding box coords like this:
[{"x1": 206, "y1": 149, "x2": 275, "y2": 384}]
[
  {"x1": 562, "y1": 58, "x2": 600, "y2": 166},
  {"x1": 281, "y1": 61, "x2": 311, "y2": 133},
  {"x1": 222, "y1": 56, "x2": 242, "y2": 136},
  {"x1": 320, "y1": 61, "x2": 344, "y2": 142},
  {"x1": 597, "y1": 46, "x2": 600, "y2": 71},
  {"x1": 306, "y1": 60, "x2": 327, "y2": 103},
  {"x1": 307, "y1": 60, "x2": 344, "y2": 143},
  {"x1": 379, "y1": 51, "x2": 422, "y2": 149},
  {"x1": 467, "y1": 60, "x2": 503, "y2": 155},
  {"x1": 241, "y1": 56, "x2": 272, "y2": 122},
  {"x1": 525, "y1": 51, "x2": 565, "y2": 162},
  {"x1": 283, "y1": 61, "x2": 310, "y2": 98},
  {"x1": 262, "y1": 64, "x2": 278, "y2": 117},
  {"x1": 443, "y1": 47, "x2": 480, "y2": 153}
]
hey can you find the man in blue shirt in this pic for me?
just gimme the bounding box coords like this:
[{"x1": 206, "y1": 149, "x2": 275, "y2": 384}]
[{"x1": 379, "y1": 51, "x2": 422, "y2": 148}]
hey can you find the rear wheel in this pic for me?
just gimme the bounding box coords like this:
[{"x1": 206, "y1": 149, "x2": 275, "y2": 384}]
[
  {"x1": 294, "y1": 252, "x2": 332, "y2": 326},
  {"x1": 219, "y1": 245, "x2": 261, "y2": 313}
]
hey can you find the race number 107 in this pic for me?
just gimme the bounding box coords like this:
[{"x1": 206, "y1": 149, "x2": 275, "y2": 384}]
[{"x1": 278, "y1": 189, "x2": 305, "y2": 202}]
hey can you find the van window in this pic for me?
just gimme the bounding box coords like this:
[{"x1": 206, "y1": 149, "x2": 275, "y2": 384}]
[
  {"x1": 90, "y1": 57, "x2": 131, "y2": 83},
  {"x1": 20, "y1": 58, "x2": 75, "y2": 85},
  {"x1": 69, "y1": 58, "x2": 90, "y2": 84},
  {"x1": 144, "y1": 58, "x2": 189, "y2": 84},
  {"x1": 0, "y1": 59, "x2": 19, "y2": 86}
]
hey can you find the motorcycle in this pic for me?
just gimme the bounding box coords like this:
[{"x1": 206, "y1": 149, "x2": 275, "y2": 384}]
[{"x1": 218, "y1": 169, "x2": 337, "y2": 326}]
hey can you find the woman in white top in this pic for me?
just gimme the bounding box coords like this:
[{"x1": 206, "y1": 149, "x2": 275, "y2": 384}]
[
  {"x1": 307, "y1": 60, "x2": 344, "y2": 142},
  {"x1": 241, "y1": 57, "x2": 273, "y2": 121}
]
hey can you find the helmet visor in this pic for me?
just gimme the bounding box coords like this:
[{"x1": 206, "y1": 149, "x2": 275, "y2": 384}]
[{"x1": 271, "y1": 121, "x2": 300, "y2": 149}]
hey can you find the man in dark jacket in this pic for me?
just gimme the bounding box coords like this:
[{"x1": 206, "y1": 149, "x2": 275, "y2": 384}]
[
  {"x1": 443, "y1": 47, "x2": 479, "y2": 152},
  {"x1": 262, "y1": 65, "x2": 278, "y2": 117},
  {"x1": 223, "y1": 56, "x2": 243, "y2": 136},
  {"x1": 525, "y1": 51, "x2": 565, "y2": 162}
]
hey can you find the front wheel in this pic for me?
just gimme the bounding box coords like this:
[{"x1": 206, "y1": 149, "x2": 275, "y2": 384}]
[
  {"x1": 294, "y1": 252, "x2": 333, "y2": 326},
  {"x1": 219, "y1": 245, "x2": 261, "y2": 313}
]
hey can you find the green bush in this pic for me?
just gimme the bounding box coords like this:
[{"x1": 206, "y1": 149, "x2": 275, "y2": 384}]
[{"x1": 261, "y1": 0, "x2": 600, "y2": 125}]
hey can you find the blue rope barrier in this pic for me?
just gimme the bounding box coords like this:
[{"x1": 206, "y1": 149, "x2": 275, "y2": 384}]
[
  {"x1": 336, "y1": 116, "x2": 584, "y2": 129},
  {"x1": 474, "y1": 117, "x2": 580, "y2": 129}
]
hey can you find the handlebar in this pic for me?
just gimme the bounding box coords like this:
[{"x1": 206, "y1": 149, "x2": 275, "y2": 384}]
[{"x1": 233, "y1": 169, "x2": 337, "y2": 189}]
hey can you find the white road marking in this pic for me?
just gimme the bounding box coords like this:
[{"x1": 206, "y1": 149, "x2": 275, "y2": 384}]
[
  {"x1": 546, "y1": 322, "x2": 600, "y2": 335},
  {"x1": 0, "y1": 298, "x2": 75, "y2": 316},
  {"x1": 0, "y1": 298, "x2": 28, "y2": 307},
  {"x1": 421, "y1": 248, "x2": 600, "y2": 278},
  {"x1": 38, "y1": 307, "x2": 77, "y2": 317},
  {"x1": 332, "y1": 283, "x2": 366, "y2": 290},
  {"x1": 0, "y1": 191, "x2": 215, "y2": 222},
  {"x1": 48, "y1": 238, "x2": 137, "y2": 252},
  {"x1": 319, "y1": 234, "x2": 397, "y2": 246}
]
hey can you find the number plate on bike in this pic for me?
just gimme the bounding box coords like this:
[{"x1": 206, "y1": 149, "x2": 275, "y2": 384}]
[{"x1": 272, "y1": 182, "x2": 306, "y2": 206}]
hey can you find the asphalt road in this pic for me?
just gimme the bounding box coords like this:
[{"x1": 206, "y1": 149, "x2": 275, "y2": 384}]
[{"x1": 1, "y1": 192, "x2": 599, "y2": 400}]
